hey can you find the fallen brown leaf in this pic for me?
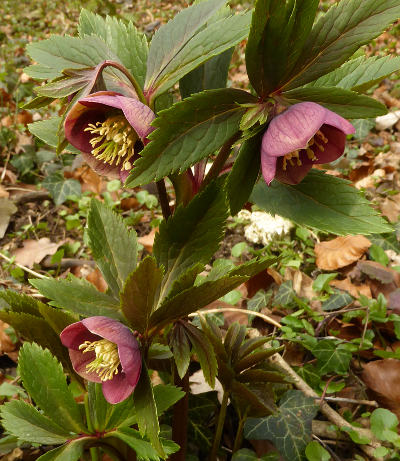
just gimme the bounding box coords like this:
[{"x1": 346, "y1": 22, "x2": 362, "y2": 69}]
[
  {"x1": 362, "y1": 359, "x2": 400, "y2": 419},
  {"x1": 138, "y1": 228, "x2": 157, "y2": 253},
  {"x1": 13, "y1": 238, "x2": 62, "y2": 268},
  {"x1": 330, "y1": 278, "x2": 372, "y2": 298},
  {"x1": 0, "y1": 198, "x2": 17, "y2": 238},
  {"x1": 284, "y1": 267, "x2": 316, "y2": 299},
  {"x1": 86, "y1": 268, "x2": 108, "y2": 293},
  {"x1": 315, "y1": 235, "x2": 371, "y2": 270}
]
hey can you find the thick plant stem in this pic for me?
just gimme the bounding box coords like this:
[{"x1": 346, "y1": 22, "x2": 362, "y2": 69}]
[
  {"x1": 232, "y1": 416, "x2": 245, "y2": 454},
  {"x1": 170, "y1": 371, "x2": 189, "y2": 461},
  {"x1": 156, "y1": 179, "x2": 171, "y2": 219},
  {"x1": 201, "y1": 133, "x2": 241, "y2": 190},
  {"x1": 209, "y1": 390, "x2": 229, "y2": 461}
]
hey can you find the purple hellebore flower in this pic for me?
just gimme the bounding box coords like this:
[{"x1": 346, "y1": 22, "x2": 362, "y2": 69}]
[
  {"x1": 60, "y1": 316, "x2": 142, "y2": 404},
  {"x1": 64, "y1": 91, "x2": 155, "y2": 181},
  {"x1": 261, "y1": 102, "x2": 355, "y2": 185}
]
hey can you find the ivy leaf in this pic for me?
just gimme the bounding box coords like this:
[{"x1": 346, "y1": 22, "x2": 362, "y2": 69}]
[
  {"x1": 145, "y1": 0, "x2": 226, "y2": 91},
  {"x1": 282, "y1": 87, "x2": 386, "y2": 119},
  {"x1": 126, "y1": 89, "x2": 255, "y2": 187},
  {"x1": 87, "y1": 199, "x2": 138, "y2": 299},
  {"x1": 283, "y1": 0, "x2": 400, "y2": 90},
  {"x1": 275, "y1": 281, "x2": 295, "y2": 307},
  {"x1": 42, "y1": 173, "x2": 81, "y2": 205},
  {"x1": 322, "y1": 291, "x2": 353, "y2": 312},
  {"x1": 244, "y1": 390, "x2": 318, "y2": 461},
  {"x1": 120, "y1": 256, "x2": 163, "y2": 333},
  {"x1": 311, "y1": 339, "x2": 352, "y2": 375},
  {"x1": 251, "y1": 170, "x2": 392, "y2": 235},
  {"x1": 18, "y1": 343, "x2": 85, "y2": 434}
]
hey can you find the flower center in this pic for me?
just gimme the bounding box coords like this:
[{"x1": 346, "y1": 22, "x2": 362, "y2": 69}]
[
  {"x1": 79, "y1": 338, "x2": 120, "y2": 381},
  {"x1": 282, "y1": 130, "x2": 329, "y2": 171},
  {"x1": 84, "y1": 115, "x2": 138, "y2": 171}
]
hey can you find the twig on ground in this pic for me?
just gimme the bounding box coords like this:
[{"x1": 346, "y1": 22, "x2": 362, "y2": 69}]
[
  {"x1": 317, "y1": 396, "x2": 378, "y2": 407},
  {"x1": 0, "y1": 252, "x2": 48, "y2": 279}
]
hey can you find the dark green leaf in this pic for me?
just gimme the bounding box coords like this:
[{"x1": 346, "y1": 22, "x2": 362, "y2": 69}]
[
  {"x1": 244, "y1": 390, "x2": 318, "y2": 461},
  {"x1": 78, "y1": 10, "x2": 148, "y2": 88},
  {"x1": 132, "y1": 364, "x2": 164, "y2": 457},
  {"x1": 170, "y1": 323, "x2": 191, "y2": 379},
  {"x1": 231, "y1": 380, "x2": 277, "y2": 417},
  {"x1": 36, "y1": 439, "x2": 89, "y2": 461},
  {"x1": 30, "y1": 276, "x2": 122, "y2": 320},
  {"x1": 153, "y1": 384, "x2": 185, "y2": 416},
  {"x1": 151, "y1": 11, "x2": 251, "y2": 96},
  {"x1": 227, "y1": 132, "x2": 261, "y2": 215},
  {"x1": 305, "y1": 441, "x2": 330, "y2": 461},
  {"x1": 126, "y1": 89, "x2": 256, "y2": 187},
  {"x1": 251, "y1": 170, "x2": 392, "y2": 235},
  {"x1": 282, "y1": 87, "x2": 387, "y2": 119},
  {"x1": 120, "y1": 256, "x2": 162, "y2": 333},
  {"x1": 145, "y1": 0, "x2": 226, "y2": 90},
  {"x1": 109, "y1": 427, "x2": 179, "y2": 460},
  {"x1": 28, "y1": 117, "x2": 61, "y2": 148},
  {"x1": 322, "y1": 291, "x2": 353, "y2": 311},
  {"x1": 283, "y1": 0, "x2": 400, "y2": 90},
  {"x1": 305, "y1": 55, "x2": 400, "y2": 93},
  {"x1": 275, "y1": 281, "x2": 295, "y2": 307},
  {"x1": 311, "y1": 339, "x2": 352, "y2": 374},
  {"x1": 154, "y1": 177, "x2": 228, "y2": 299},
  {"x1": 87, "y1": 199, "x2": 138, "y2": 298},
  {"x1": 42, "y1": 173, "x2": 81, "y2": 205},
  {"x1": 18, "y1": 343, "x2": 85, "y2": 434},
  {"x1": 183, "y1": 322, "x2": 218, "y2": 387},
  {"x1": 0, "y1": 400, "x2": 70, "y2": 444}
]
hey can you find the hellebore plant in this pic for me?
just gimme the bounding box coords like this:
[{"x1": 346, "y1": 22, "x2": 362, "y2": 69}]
[
  {"x1": 260, "y1": 102, "x2": 355, "y2": 185},
  {"x1": 3, "y1": 0, "x2": 400, "y2": 460},
  {"x1": 60, "y1": 316, "x2": 142, "y2": 404},
  {"x1": 65, "y1": 91, "x2": 155, "y2": 181}
]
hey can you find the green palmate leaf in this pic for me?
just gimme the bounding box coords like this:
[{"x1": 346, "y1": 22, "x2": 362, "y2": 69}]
[
  {"x1": 110, "y1": 427, "x2": 179, "y2": 460},
  {"x1": 151, "y1": 11, "x2": 251, "y2": 97},
  {"x1": 26, "y1": 35, "x2": 119, "y2": 79},
  {"x1": 369, "y1": 232, "x2": 400, "y2": 253},
  {"x1": 282, "y1": 0, "x2": 400, "y2": 91},
  {"x1": 150, "y1": 275, "x2": 248, "y2": 330},
  {"x1": 36, "y1": 439, "x2": 89, "y2": 461},
  {"x1": 282, "y1": 87, "x2": 386, "y2": 119},
  {"x1": 18, "y1": 343, "x2": 85, "y2": 434},
  {"x1": 132, "y1": 363, "x2": 164, "y2": 457},
  {"x1": 22, "y1": 96, "x2": 54, "y2": 110},
  {"x1": 322, "y1": 291, "x2": 353, "y2": 312},
  {"x1": 87, "y1": 199, "x2": 138, "y2": 299},
  {"x1": 251, "y1": 170, "x2": 392, "y2": 235},
  {"x1": 179, "y1": 47, "x2": 233, "y2": 98},
  {"x1": 126, "y1": 88, "x2": 255, "y2": 187},
  {"x1": 0, "y1": 290, "x2": 45, "y2": 317},
  {"x1": 170, "y1": 323, "x2": 191, "y2": 378},
  {"x1": 154, "y1": 177, "x2": 228, "y2": 299},
  {"x1": 78, "y1": 10, "x2": 148, "y2": 88},
  {"x1": 304, "y1": 55, "x2": 400, "y2": 93},
  {"x1": 120, "y1": 256, "x2": 162, "y2": 333},
  {"x1": 0, "y1": 400, "x2": 71, "y2": 444},
  {"x1": 182, "y1": 322, "x2": 218, "y2": 387},
  {"x1": 0, "y1": 311, "x2": 71, "y2": 373},
  {"x1": 28, "y1": 117, "x2": 61, "y2": 148},
  {"x1": 153, "y1": 384, "x2": 185, "y2": 416},
  {"x1": 245, "y1": 0, "x2": 319, "y2": 96},
  {"x1": 145, "y1": 0, "x2": 226, "y2": 90},
  {"x1": 24, "y1": 64, "x2": 60, "y2": 81},
  {"x1": 42, "y1": 173, "x2": 81, "y2": 205},
  {"x1": 274, "y1": 281, "x2": 295, "y2": 307},
  {"x1": 244, "y1": 390, "x2": 318, "y2": 461},
  {"x1": 311, "y1": 339, "x2": 352, "y2": 375},
  {"x1": 30, "y1": 276, "x2": 123, "y2": 320},
  {"x1": 227, "y1": 132, "x2": 261, "y2": 215}
]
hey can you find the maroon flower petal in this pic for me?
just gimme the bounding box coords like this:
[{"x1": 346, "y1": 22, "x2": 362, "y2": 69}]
[
  {"x1": 273, "y1": 157, "x2": 313, "y2": 185},
  {"x1": 60, "y1": 321, "x2": 100, "y2": 350},
  {"x1": 118, "y1": 344, "x2": 142, "y2": 387},
  {"x1": 68, "y1": 349, "x2": 102, "y2": 383},
  {"x1": 315, "y1": 125, "x2": 346, "y2": 163},
  {"x1": 79, "y1": 92, "x2": 155, "y2": 140},
  {"x1": 260, "y1": 149, "x2": 278, "y2": 185},
  {"x1": 102, "y1": 372, "x2": 135, "y2": 404},
  {"x1": 81, "y1": 317, "x2": 139, "y2": 349}
]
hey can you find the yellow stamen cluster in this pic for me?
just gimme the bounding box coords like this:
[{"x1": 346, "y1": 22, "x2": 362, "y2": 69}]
[
  {"x1": 282, "y1": 130, "x2": 329, "y2": 171},
  {"x1": 84, "y1": 115, "x2": 138, "y2": 171},
  {"x1": 79, "y1": 338, "x2": 120, "y2": 381}
]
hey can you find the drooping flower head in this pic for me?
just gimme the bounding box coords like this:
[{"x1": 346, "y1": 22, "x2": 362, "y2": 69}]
[
  {"x1": 65, "y1": 91, "x2": 155, "y2": 181},
  {"x1": 261, "y1": 102, "x2": 355, "y2": 185},
  {"x1": 60, "y1": 316, "x2": 142, "y2": 404}
]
